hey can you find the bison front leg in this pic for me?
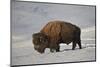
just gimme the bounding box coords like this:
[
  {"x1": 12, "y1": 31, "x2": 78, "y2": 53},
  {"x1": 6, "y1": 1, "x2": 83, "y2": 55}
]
[
  {"x1": 49, "y1": 44, "x2": 55, "y2": 52},
  {"x1": 50, "y1": 47, "x2": 59, "y2": 52},
  {"x1": 56, "y1": 45, "x2": 60, "y2": 52},
  {"x1": 72, "y1": 41, "x2": 76, "y2": 50},
  {"x1": 50, "y1": 44, "x2": 59, "y2": 53},
  {"x1": 77, "y1": 40, "x2": 82, "y2": 49}
]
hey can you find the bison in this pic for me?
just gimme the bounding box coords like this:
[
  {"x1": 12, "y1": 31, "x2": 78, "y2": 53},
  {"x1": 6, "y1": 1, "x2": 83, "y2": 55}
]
[{"x1": 32, "y1": 20, "x2": 82, "y2": 53}]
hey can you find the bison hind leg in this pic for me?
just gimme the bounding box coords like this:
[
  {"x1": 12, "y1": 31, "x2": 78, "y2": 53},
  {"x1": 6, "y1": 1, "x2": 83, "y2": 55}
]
[
  {"x1": 76, "y1": 35, "x2": 82, "y2": 49},
  {"x1": 77, "y1": 40, "x2": 82, "y2": 49},
  {"x1": 72, "y1": 41, "x2": 77, "y2": 50},
  {"x1": 72, "y1": 40, "x2": 82, "y2": 50}
]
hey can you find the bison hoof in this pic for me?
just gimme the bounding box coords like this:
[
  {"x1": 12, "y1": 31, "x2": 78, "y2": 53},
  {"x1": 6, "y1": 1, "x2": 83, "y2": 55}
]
[
  {"x1": 79, "y1": 47, "x2": 82, "y2": 49},
  {"x1": 72, "y1": 48, "x2": 75, "y2": 50}
]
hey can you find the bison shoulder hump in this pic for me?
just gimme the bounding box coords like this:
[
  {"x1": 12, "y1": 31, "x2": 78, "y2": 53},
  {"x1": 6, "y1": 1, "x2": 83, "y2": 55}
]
[{"x1": 40, "y1": 21, "x2": 62, "y2": 37}]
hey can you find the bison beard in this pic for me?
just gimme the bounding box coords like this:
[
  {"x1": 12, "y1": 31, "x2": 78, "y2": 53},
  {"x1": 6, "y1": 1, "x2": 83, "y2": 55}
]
[{"x1": 32, "y1": 20, "x2": 82, "y2": 53}]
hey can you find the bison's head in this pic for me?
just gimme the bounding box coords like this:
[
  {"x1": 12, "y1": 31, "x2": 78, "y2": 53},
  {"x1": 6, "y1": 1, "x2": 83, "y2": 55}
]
[{"x1": 32, "y1": 33, "x2": 49, "y2": 53}]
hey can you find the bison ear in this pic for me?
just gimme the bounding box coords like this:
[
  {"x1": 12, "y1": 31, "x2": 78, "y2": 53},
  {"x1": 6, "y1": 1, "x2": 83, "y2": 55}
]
[
  {"x1": 32, "y1": 34, "x2": 36, "y2": 39},
  {"x1": 32, "y1": 33, "x2": 39, "y2": 38}
]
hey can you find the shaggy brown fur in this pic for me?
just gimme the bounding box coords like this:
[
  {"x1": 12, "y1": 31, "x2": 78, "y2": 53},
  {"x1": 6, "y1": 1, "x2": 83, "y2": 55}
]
[{"x1": 32, "y1": 20, "x2": 82, "y2": 53}]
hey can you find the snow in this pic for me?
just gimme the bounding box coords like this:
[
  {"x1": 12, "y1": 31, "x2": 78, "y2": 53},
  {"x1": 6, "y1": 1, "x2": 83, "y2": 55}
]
[{"x1": 11, "y1": 43, "x2": 96, "y2": 66}]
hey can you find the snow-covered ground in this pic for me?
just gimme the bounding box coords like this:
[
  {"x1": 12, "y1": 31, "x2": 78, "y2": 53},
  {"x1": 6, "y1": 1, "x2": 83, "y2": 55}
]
[{"x1": 11, "y1": 42, "x2": 96, "y2": 66}]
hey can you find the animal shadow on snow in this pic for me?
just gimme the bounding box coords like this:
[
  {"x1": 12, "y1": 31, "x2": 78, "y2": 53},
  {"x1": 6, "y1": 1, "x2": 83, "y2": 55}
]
[{"x1": 60, "y1": 45, "x2": 95, "y2": 52}]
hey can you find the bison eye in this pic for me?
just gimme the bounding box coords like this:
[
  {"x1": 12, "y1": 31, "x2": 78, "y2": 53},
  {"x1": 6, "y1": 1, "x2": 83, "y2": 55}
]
[
  {"x1": 40, "y1": 38, "x2": 47, "y2": 43},
  {"x1": 39, "y1": 37, "x2": 48, "y2": 43}
]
